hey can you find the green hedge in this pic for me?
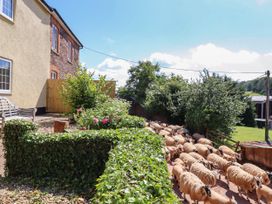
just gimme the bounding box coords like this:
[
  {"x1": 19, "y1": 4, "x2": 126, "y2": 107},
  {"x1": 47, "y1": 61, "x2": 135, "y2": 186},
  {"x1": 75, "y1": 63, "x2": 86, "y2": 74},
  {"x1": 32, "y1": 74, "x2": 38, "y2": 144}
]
[
  {"x1": 92, "y1": 128, "x2": 179, "y2": 203},
  {"x1": 3, "y1": 120, "x2": 179, "y2": 203}
]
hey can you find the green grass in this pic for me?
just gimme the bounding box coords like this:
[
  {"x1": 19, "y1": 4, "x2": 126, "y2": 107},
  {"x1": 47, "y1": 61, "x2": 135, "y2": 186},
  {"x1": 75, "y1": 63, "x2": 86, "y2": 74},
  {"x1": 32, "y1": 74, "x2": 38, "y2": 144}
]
[{"x1": 231, "y1": 126, "x2": 272, "y2": 142}]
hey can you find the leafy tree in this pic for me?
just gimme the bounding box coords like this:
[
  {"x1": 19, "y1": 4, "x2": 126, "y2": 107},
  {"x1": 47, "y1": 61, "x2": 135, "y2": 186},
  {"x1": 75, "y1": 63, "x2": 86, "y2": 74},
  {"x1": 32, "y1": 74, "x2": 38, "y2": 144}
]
[
  {"x1": 144, "y1": 74, "x2": 189, "y2": 124},
  {"x1": 185, "y1": 70, "x2": 246, "y2": 136},
  {"x1": 61, "y1": 67, "x2": 109, "y2": 112},
  {"x1": 239, "y1": 98, "x2": 256, "y2": 127},
  {"x1": 118, "y1": 61, "x2": 160, "y2": 104}
]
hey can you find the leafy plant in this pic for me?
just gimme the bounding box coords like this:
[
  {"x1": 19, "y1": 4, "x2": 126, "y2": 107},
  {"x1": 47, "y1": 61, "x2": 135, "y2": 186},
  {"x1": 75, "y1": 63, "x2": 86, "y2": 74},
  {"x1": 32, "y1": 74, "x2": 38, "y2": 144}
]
[
  {"x1": 185, "y1": 70, "x2": 246, "y2": 136},
  {"x1": 3, "y1": 121, "x2": 179, "y2": 203},
  {"x1": 61, "y1": 67, "x2": 110, "y2": 112},
  {"x1": 144, "y1": 74, "x2": 189, "y2": 124},
  {"x1": 75, "y1": 99, "x2": 145, "y2": 129}
]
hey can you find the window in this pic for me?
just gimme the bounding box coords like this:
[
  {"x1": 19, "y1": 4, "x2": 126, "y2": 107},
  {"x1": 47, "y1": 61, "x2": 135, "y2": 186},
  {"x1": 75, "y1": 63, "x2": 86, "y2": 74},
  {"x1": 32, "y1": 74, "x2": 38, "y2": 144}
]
[
  {"x1": 51, "y1": 71, "x2": 58, "y2": 80},
  {"x1": 0, "y1": 58, "x2": 11, "y2": 93},
  {"x1": 67, "y1": 41, "x2": 72, "y2": 62},
  {"x1": 0, "y1": 0, "x2": 14, "y2": 21},
  {"x1": 51, "y1": 24, "x2": 59, "y2": 52}
]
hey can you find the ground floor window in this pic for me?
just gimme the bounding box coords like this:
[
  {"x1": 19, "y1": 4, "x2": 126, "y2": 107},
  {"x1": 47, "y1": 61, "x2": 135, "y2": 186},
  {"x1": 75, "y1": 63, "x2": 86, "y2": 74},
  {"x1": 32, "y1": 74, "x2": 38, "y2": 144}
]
[
  {"x1": 51, "y1": 71, "x2": 58, "y2": 80},
  {"x1": 0, "y1": 57, "x2": 11, "y2": 94}
]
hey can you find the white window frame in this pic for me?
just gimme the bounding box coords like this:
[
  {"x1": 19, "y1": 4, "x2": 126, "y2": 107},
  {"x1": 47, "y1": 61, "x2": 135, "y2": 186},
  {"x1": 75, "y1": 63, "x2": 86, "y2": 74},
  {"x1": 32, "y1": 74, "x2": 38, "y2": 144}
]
[
  {"x1": 0, "y1": 0, "x2": 14, "y2": 22},
  {"x1": 0, "y1": 57, "x2": 12, "y2": 94},
  {"x1": 51, "y1": 24, "x2": 59, "y2": 52}
]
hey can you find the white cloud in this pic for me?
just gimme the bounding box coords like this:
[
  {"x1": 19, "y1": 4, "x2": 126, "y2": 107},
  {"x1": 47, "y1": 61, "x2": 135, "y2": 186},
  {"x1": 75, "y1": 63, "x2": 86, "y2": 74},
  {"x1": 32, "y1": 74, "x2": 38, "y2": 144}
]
[
  {"x1": 95, "y1": 58, "x2": 131, "y2": 86},
  {"x1": 94, "y1": 43, "x2": 272, "y2": 87}
]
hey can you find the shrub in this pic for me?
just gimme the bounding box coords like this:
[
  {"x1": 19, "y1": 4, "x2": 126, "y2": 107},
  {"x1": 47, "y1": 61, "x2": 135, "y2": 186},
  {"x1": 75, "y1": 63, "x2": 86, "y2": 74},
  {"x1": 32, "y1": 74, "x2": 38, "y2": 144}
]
[
  {"x1": 92, "y1": 128, "x2": 179, "y2": 203},
  {"x1": 144, "y1": 75, "x2": 189, "y2": 124},
  {"x1": 61, "y1": 67, "x2": 110, "y2": 112},
  {"x1": 75, "y1": 99, "x2": 145, "y2": 129},
  {"x1": 3, "y1": 120, "x2": 37, "y2": 177},
  {"x1": 239, "y1": 98, "x2": 256, "y2": 127},
  {"x1": 3, "y1": 120, "x2": 179, "y2": 203},
  {"x1": 185, "y1": 71, "x2": 246, "y2": 135}
]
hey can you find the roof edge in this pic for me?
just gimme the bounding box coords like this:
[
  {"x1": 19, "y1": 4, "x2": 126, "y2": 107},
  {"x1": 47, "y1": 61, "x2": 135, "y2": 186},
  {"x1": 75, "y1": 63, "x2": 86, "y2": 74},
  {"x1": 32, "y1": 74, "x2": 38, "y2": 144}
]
[{"x1": 39, "y1": 0, "x2": 83, "y2": 48}]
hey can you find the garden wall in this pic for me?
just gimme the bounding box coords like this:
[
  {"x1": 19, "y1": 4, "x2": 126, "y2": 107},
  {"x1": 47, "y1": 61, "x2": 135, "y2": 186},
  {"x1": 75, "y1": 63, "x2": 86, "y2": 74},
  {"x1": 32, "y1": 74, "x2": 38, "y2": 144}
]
[{"x1": 3, "y1": 120, "x2": 179, "y2": 203}]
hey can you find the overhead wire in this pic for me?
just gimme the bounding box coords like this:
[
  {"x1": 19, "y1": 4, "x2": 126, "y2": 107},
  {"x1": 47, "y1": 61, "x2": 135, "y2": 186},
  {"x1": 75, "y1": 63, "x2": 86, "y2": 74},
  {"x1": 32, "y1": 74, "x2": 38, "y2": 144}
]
[{"x1": 83, "y1": 46, "x2": 266, "y2": 75}]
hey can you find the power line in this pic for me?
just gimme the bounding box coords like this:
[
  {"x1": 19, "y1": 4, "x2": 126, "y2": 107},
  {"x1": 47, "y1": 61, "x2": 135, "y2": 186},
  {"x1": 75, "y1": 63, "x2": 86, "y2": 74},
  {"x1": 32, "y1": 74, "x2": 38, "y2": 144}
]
[{"x1": 83, "y1": 46, "x2": 266, "y2": 75}]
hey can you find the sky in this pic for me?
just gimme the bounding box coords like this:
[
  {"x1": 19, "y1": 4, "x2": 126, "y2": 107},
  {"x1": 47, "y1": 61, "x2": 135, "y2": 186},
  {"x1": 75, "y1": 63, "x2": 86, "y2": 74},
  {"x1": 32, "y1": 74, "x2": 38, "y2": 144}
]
[{"x1": 46, "y1": 0, "x2": 272, "y2": 86}]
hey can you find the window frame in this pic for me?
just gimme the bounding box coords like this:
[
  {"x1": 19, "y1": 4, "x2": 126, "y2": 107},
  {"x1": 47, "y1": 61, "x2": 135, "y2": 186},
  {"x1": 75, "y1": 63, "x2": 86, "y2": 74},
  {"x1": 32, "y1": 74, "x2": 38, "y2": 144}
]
[
  {"x1": 51, "y1": 24, "x2": 59, "y2": 53},
  {"x1": 0, "y1": 0, "x2": 14, "y2": 22},
  {"x1": 50, "y1": 71, "x2": 58, "y2": 80},
  {"x1": 67, "y1": 40, "x2": 72, "y2": 63},
  {"x1": 0, "y1": 57, "x2": 12, "y2": 94}
]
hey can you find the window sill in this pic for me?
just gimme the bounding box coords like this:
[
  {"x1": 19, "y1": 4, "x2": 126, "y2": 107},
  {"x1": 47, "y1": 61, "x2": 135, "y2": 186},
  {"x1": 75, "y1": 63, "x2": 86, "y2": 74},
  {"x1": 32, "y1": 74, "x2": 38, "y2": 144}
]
[
  {"x1": 67, "y1": 60, "x2": 73, "y2": 64},
  {"x1": 0, "y1": 90, "x2": 12, "y2": 95},
  {"x1": 0, "y1": 13, "x2": 14, "y2": 24},
  {"x1": 51, "y1": 49, "x2": 60, "y2": 56}
]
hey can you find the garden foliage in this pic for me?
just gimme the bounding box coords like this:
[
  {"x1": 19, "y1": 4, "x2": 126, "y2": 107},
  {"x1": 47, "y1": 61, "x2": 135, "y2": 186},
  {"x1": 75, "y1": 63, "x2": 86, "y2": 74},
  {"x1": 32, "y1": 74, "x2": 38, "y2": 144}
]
[
  {"x1": 61, "y1": 67, "x2": 110, "y2": 112},
  {"x1": 144, "y1": 75, "x2": 189, "y2": 124},
  {"x1": 185, "y1": 71, "x2": 246, "y2": 135},
  {"x1": 75, "y1": 99, "x2": 145, "y2": 129},
  {"x1": 3, "y1": 120, "x2": 179, "y2": 203},
  {"x1": 119, "y1": 63, "x2": 248, "y2": 136}
]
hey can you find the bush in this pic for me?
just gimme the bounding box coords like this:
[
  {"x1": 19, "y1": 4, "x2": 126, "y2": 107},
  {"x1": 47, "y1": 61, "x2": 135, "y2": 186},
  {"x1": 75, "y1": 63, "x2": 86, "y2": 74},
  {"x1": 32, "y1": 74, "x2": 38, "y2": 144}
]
[
  {"x1": 3, "y1": 120, "x2": 179, "y2": 203},
  {"x1": 4, "y1": 121, "x2": 116, "y2": 191},
  {"x1": 75, "y1": 99, "x2": 145, "y2": 129},
  {"x1": 92, "y1": 128, "x2": 179, "y2": 203},
  {"x1": 61, "y1": 67, "x2": 110, "y2": 112},
  {"x1": 239, "y1": 98, "x2": 256, "y2": 127},
  {"x1": 185, "y1": 71, "x2": 246, "y2": 135},
  {"x1": 144, "y1": 75, "x2": 189, "y2": 124}
]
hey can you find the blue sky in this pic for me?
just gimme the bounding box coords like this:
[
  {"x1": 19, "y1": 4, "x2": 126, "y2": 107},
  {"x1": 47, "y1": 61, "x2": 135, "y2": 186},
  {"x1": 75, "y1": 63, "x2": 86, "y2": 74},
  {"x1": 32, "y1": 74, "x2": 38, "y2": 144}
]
[{"x1": 46, "y1": 0, "x2": 272, "y2": 85}]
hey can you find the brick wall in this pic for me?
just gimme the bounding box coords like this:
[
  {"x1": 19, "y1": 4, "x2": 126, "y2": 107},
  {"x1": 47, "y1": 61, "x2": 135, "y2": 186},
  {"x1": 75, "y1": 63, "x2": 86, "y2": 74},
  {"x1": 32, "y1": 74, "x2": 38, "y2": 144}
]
[{"x1": 50, "y1": 17, "x2": 80, "y2": 79}]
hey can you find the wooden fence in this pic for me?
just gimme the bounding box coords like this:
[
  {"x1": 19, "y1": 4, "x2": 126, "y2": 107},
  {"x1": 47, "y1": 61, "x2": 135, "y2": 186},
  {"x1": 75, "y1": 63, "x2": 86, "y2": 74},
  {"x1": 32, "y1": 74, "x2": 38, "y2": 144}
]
[{"x1": 46, "y1": 79, "x2": 116, "y2": 113}]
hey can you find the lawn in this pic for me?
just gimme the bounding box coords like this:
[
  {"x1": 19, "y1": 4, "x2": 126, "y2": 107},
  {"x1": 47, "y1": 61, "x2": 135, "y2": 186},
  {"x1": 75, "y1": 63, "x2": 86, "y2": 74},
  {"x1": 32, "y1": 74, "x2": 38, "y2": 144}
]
[{"x1": 231, "y1": 126, "x2": 272, "y2": 142}]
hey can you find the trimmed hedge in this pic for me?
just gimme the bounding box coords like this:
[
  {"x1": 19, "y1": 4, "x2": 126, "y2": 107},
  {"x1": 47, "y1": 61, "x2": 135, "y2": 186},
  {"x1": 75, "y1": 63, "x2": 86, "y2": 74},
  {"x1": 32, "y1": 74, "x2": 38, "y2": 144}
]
[
  {"x1": 3, "y1": 120, "x2": 179, "y2": 203},
  {"x1": 92, "y1": 128, "x2": 179, "y2": 203}
]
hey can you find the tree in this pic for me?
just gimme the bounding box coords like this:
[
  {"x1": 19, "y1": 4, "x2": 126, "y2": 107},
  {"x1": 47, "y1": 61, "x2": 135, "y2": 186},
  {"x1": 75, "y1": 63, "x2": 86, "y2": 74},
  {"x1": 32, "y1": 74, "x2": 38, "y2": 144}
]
[
  {"x1": 118, "y1": 61, "x2": 160, "y2": 105},
  {"x1": 185, "y1": 70, "x2": 246, "y2": 136},
  {"x1": 239, "y1": 98, "x2": 256, "y2": 127},
  {"x1": 144, "y1": 74, "x2": 189, "y2": 124}
]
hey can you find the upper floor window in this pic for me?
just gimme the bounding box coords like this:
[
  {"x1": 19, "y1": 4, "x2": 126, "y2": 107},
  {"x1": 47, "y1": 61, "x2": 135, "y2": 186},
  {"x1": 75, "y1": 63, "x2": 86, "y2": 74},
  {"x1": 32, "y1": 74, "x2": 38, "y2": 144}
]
[
  {"x1": 0, "y1": 58, "x2": 12, "y2": 94},
  {"x1": 0, "y1": 0, "x2": 14, "y2": 21},
  {"x1": 51, "y1": 24, "x2": 59, "y2": 52},
  {"x1": 67, "y1": 41, "x2": 72, "y2": 62}
]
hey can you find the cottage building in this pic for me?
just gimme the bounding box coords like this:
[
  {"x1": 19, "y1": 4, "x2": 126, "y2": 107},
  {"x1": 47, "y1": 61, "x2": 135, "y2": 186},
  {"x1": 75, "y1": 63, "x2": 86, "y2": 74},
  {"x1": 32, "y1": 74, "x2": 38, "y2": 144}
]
[{"x1": 0, "y1": 0, "x2": 82, "y2": 114}]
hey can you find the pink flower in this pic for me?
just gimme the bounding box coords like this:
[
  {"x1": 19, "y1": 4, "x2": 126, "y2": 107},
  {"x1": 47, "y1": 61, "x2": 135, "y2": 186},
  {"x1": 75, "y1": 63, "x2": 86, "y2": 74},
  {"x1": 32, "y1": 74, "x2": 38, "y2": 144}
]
[
  {"x1": 102, "y1": 118, "x2": 109, "y2": 125},
  {"x1": 77, "y1": 107, "x2": 83, "y2": 114},
  {"x1": 93, "y1": 117, "x2": 99, "y2": 124}
]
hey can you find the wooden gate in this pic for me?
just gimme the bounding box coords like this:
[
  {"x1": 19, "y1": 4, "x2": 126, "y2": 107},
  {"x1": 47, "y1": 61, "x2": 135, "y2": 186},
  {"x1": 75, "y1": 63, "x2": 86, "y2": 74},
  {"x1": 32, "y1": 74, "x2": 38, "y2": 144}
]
[{"x1": 46, "y1": 79, "x2": 116, "y2": 113}]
